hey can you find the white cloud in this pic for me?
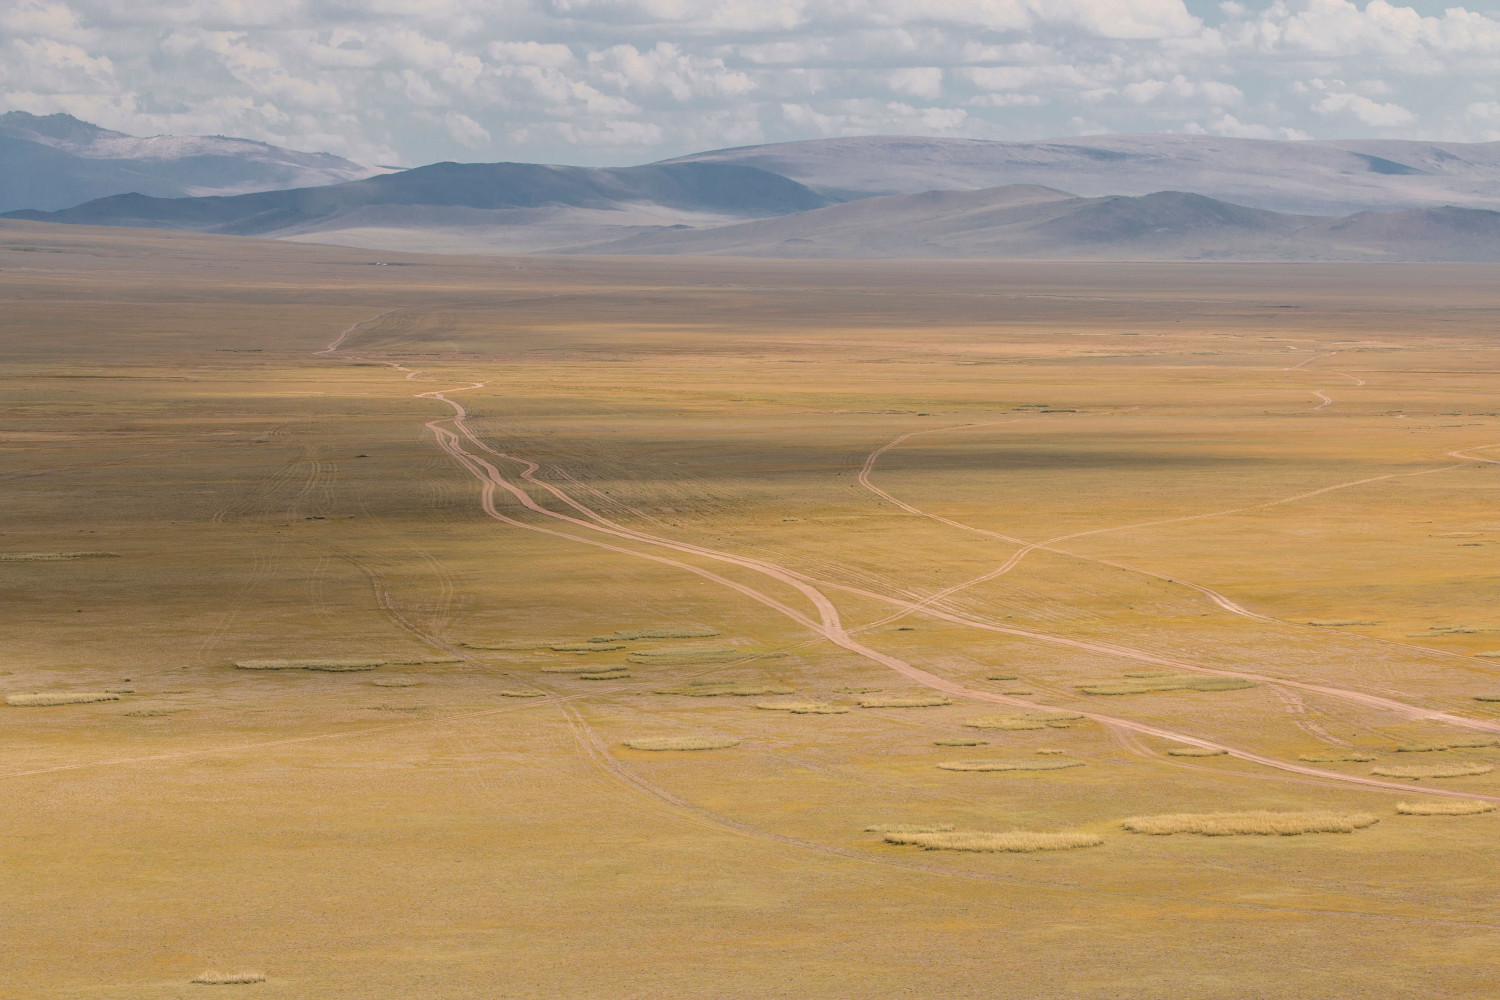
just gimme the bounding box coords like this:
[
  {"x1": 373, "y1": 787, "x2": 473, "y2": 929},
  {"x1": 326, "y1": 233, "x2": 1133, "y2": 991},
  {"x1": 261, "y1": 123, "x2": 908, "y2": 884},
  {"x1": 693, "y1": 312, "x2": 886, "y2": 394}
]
[
  {"x1": 443, "y1": 110, "x2": 490, "y2": 147},
  {"x1": 1, "y1": 0, "x2": 1498, "y2": 166},
  {"x1": 889, "y1": 67, "x2": 942, "y2": 99}
]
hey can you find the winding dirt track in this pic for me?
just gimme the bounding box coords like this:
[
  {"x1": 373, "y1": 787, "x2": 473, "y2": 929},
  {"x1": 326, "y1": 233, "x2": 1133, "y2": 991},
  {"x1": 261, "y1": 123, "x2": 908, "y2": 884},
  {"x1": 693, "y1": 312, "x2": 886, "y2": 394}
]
[
  {"x1": 413, "y1": 381, "x2": 1500, "y2": 803},
  {"x1": 858, "y1": 422, "x2": 1500, "y2": 671}
]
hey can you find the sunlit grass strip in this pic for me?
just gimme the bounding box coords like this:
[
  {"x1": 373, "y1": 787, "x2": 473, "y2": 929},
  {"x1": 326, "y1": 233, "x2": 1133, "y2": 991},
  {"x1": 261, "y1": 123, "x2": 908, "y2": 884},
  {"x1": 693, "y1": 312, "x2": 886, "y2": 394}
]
[
  {"x1": 7, "y1": 691, "x2": 120, "y2": 706},
  {"x1": 1396, "y1": 800, "x2": 1496, "y2": 815},
  {"x1": 885, "y1": 830, "x2": 1103, "y2": 853},
  {"x1": 542, "y1": 664, "x2": 626, "y2": 674},
  {"x1": 755, "y1": 701, "x2": 849, "y2": 714},
  {"x1": 191, "y1": 970, "x2": 265, "y2": 985},
  {"x1": 624, "y1": 736, "x2": 739, "y2": 751},
  {"x1": 579, "y1": 671, "x2": 630, "y2": 680},
  {"x1": 655, "y1": 681, "x2": 794, "y2": 697},
  {"x1": 551, "y1": 642, "x2": 626, "y2": 652},
  {"x1": 964, "y1": 711, "x2": 1082, "y2": 730},
  {"x1": 0, "y1": 551, "x2": 119, "y2": 561},
  {"x1": 234, "y1": 658, "x2": 385, "y2": 671},
  {"x1": 1167, "y1": 747, "x2": 1227, "y2": 757},
  {"x1": 1121, "y1": 811, "x2": 1379, "y2": 836},
  {"x1": 935, "y1": 738, "x2": 986, "y2": 746},
  {"x1": 1372, "y1": 762, "x2": 1494, "y2": 779},
  {"x1": 938, "y1": 759, "x2": 1085, "y2": 772},
  {"x1": 1397, "y1": 737, "x2": 1500, "y2": 752},
  {"x1": 1299, "y1": 750, "x2": 1377, "y2": 762},
  {"x1": 591, "y1": 627, "x2": 721, "y2": 641},
  {"x1": 865, "y1": 823, "x2": 956, "y2": 833},
  {"x1": 496, "y1": 690, "x2": 545, "y2": 698},
  {"x1": 627, "y1": 647, "x2": 743, "y2": 665},
  {"x1": 1078, "y1": 675, "x2": 1255, "y2": 695},
  {"x1": 858, "y1": 694, "x2": 952, "y2": 708}
]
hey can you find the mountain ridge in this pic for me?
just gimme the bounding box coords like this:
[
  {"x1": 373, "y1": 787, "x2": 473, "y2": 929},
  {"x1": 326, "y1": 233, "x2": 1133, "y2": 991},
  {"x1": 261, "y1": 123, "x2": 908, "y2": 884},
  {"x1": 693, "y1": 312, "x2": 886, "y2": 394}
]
[
  {"x1": 0, "y1": 111, "x2": 385, "y2": 213},
  {"x1": 664, "y1": 134, "x2": 1500, "y2": 216}
]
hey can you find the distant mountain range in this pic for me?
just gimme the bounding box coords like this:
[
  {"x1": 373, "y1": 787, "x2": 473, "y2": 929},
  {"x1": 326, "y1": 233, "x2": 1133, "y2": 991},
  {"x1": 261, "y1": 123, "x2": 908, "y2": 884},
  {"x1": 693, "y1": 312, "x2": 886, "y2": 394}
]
[
  {"x1": 0, "y1": 112, "x2": 385, "y2": 213},
  {"x1": 7, "y1": 117, "x2": 1500, "y2": 260},
  {"x1": 670, "y1": 134, "x2": 1500, "y2": 216},
  {"x1": 572, "y1": 185, "x2": 1500, "y2": 261}
]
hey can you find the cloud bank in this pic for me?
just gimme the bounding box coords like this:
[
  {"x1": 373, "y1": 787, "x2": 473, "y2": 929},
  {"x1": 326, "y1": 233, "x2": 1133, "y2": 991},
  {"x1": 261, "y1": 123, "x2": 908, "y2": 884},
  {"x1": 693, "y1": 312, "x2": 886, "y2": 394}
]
[{"x1": 3, "y1": 0, "x2": 1499, "y2": 166}]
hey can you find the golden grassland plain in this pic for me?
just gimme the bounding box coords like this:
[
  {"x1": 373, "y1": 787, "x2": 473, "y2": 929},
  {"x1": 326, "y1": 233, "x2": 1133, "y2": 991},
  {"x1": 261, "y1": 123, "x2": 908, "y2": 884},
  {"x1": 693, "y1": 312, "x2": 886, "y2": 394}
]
[{"x1": 2, "y1": 221, "x2": 1500, "y2": 998}]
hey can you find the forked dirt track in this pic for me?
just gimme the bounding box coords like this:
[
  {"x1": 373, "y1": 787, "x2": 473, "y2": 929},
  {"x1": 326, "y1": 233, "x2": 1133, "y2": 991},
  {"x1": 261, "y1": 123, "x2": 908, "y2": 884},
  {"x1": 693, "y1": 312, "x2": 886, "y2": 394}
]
[
  {"x1": 411, "y1": 379, "x2": 1500, "y2": 803},
  {"x1": 858, "y1": 422, "x2": 1500, "y2": 669}
]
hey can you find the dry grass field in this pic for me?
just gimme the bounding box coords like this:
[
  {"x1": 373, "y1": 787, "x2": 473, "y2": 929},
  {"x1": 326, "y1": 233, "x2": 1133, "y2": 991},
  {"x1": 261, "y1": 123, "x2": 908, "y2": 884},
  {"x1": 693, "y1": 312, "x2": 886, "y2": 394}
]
[{"x1": 2, "y1": 219, "x2": 1499, "y2": 998}]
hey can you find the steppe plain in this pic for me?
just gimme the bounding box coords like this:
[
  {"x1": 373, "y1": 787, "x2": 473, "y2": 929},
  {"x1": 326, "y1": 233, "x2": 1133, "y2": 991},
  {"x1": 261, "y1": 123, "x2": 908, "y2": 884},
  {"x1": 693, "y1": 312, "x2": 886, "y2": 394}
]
[{"x1": 2, "y1": 220, "x2": 1499, "y2": 998}]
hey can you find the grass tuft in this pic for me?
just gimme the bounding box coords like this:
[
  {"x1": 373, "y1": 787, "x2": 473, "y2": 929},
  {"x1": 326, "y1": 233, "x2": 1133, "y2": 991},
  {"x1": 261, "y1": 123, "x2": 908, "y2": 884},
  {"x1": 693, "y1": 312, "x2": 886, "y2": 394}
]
[
  {"x1": 542, "y1": 664, "x2": 626, "y2": 674},
  {"x1": 0, "y1": 551, "x2": 119, "y2": 561},
  {"x1": 591, "y1": 627, "x2": 721, "y2": 642},
  {"x1": 858, "y1": 694, "x2": 952, "y2": 708},
  {"x1": 885, "y1": 830, "x2": 1103, "y2": 852},
  {"x1": 1121, "y1": 810, "x2": 1379, "y2": 836},
  {"x1": 937, "y1": 759, "x2": 1085, "y2": 772},
  {"x1": 497, "y1": 690, "x2": 545, "y2": 698},
  {"x1": 627, "y1": 647, "x2": 744, "y2": 665},
  {"x1": 372, "y1": 677, "x2": 420, "y2": 687},
  {"x1": 191, "y1": 970, "x2": 265, "y2": 985},
  {"x1": 935, "y1": 738, "x2": 986, "y2": 746},
  {"x1": 1397, "y1": 737, "x2": 1500, "y2": 752},
  {"x1": 865, "y1": 823, "x2": 956, "y2": 833},
  {"x1": 124, "y1": 707, "x2": 186, "y2": 717},
  {"x1": 964, "y1": 711, "x2": 1082, "y2": 731},
  {"x1": 1078, "y1": 675, "x2": 1255, "y2": 695},
  {"x1": 1372, "y1": 762, "x2": 1494, "y2": 779},
  {"x1": 1396, "y1": 799, "x2": 1496, "y2": 815},
  {"x1": 551, "y1": 642, "x2": 625, "y2": 652},
  {"x1": 755, "y1": 701, "x2": 849, "y2": 714},
  {"x1": 1299, "y1": 750, "x2": 1377, "y2": 762},
  {"x1": 1473, "y1": 694, "x2": 1500, "y2": 702},
  {"x1": 985, "y1": 674, "x2": 1019, "y2": 681},
  {"x1": 579, "y1": 671, "x2": 630, "y2": 680},
  {"x1": 234, "y1": 658, "x2": 385, "y2": 671},
  {"x1": 624, "y1": 736, "x2": 739, "y2": 751},
  {"x1": 655, "y1": 681, "x2": 794, "y2": 697},
  {"x1": 1167, "y1": 747, "x2": 1227, "y2": 757},
  {"x1": 7, "y1": 691, "x2": 120, "y2": 706}
]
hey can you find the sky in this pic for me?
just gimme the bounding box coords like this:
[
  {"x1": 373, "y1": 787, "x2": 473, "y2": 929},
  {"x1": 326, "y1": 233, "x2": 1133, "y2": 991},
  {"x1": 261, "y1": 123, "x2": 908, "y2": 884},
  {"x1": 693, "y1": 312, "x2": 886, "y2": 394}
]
[{"x1": 3, "y1": 0, "x2": 1500, "y2": 167}]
